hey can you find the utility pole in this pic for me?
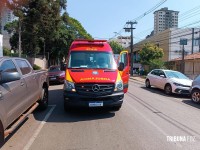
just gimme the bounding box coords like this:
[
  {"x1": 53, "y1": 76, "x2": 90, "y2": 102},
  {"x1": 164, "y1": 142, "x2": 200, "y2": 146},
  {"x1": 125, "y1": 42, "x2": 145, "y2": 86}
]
[
  {"x1": 180, "y1": 38, "x2": 187, "y2": 74},
  {"x1": 182, "y1": 44, "x2": 185, "y2": 74},
  {"x1": 199, "y1": 29, "x2": 200, "y2": 52},
  {"x1": 43, "y1": 39, "x2": 45, "y2": 59},
  {"x1": 18, "y1": 18, "x2": 22, "y2": 57},
  {"x1": 191, "y1": 28, "x2": 194, "y2": 54},
  {"x1": 124, "y1": 21, "x2": 136, "y2": 76}
]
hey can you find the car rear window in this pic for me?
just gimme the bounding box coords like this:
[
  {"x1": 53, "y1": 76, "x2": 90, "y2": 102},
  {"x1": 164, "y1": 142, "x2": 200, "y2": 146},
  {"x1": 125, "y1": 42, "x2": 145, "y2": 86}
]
[
  {"x1": 49, "y1": 66, "x2": 61, "y2": 72},
  {"x1": 194, "y1": 75, "x2": 200, "y2": 81}
]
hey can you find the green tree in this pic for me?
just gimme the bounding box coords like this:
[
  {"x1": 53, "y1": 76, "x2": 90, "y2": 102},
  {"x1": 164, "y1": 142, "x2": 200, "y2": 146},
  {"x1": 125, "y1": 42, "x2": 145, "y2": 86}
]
[
  {"x1": 6, "y1": 0, "x2": 93, "y2": 65},
  {"x1": 3, "y1": 47, "x2": 11, "y2": 56},
  {"x1": 139, "y1": 42, "x2": 164, "y2": 65},
  {"x1": 49, "y1": 14, "x2": 92, "y2": 63},
  {"x1": 109, "y1": 41, "x2": 123, "y2": 54},
  {"x1": 6, "y1": 0, "x2": 67, "y2": 56},
  {"x1": 4, "y1": 20, "x2": 18, "y2": 34},
  {"x1": 148, "y1": 59, "x2": 166, "y2": 70}
]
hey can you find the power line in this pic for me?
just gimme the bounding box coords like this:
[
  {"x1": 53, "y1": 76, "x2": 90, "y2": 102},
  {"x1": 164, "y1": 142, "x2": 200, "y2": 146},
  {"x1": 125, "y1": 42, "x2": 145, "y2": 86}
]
[
  {"x1": 133, "y1": 4, "x2": 200, "y2": 43},
  {"x1": 135, "y1": 19, "x2": 200, "y2": 44},
  {"x1": 110, "y1": 0, "x2": 167, "y2": 40},
  {"x1": 131, "y1": 0, "x2": 167, "y2": 23}
]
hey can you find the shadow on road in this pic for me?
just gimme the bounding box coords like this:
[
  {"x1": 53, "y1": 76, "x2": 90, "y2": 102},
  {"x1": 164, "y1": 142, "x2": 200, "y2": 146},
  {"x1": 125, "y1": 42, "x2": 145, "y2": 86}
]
[
  {"x1": 141, "y1": 87, "x2": 190, "y2": 98},
  {"x1": 49, "y1": 82, "x2": 64, "y2": 86},
  {"x1": 33, "y1": 88, "x2": 116, "y2": 123},
  {"x1": 182, "y1": 100, "x2": 200, "y2": 109}
]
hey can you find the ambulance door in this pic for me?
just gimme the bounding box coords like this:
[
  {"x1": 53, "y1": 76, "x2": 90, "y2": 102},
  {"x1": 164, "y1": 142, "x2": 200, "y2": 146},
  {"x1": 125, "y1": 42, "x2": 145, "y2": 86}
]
[{"x1": 118, "y1": 51, "x2": 130, "y2": 93}]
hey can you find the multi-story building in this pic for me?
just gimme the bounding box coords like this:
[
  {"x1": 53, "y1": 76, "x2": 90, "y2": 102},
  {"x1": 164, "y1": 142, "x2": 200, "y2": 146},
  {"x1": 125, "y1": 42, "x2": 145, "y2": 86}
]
[
  {"x1": 132, "y1": 28, "x2": 200, "y2": 77},
  {"x1": 110, "y1": 36, "x2": 131, "y2": 48},
  {"x1": 134, "y1": 28, "x2": 200, "y2": 61},
  {"x1": 154, "y1": 7, "x2": 179, "y2": 35},
  {"x1": 0, "y1": 4, "x2": 16, "y2": 34},
  {"x1": 0, "y1": 4, "x2": 16, "y2": 49}
]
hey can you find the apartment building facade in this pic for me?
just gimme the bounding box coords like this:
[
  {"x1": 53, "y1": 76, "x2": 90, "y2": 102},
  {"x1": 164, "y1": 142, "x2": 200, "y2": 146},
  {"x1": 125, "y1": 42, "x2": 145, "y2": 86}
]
[
  {"x1": 0, "y1": 4, "x2": 16, "y2": 49},
  {"x1": 132, "y1": 28, "x2": 200, "y2": 77},
  {"x1": 109, "y1": 36, "x2": 131, "y2": 48},
  {"x1": 154, "y1": 7, "x2": 179, "y2": 35},
  {"x1": 0, "y1": 4, "x2": 16, "y2": 34},
  {"x1": 134, "y1": 28, "x2": 200, "y2": 61}
]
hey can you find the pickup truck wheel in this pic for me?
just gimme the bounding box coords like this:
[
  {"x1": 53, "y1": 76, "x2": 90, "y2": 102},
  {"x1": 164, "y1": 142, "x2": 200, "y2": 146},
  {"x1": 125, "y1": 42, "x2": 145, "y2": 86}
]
[
  {"x1": 39, "y1": 87, "x2": 48, "y2": 110},
  {"x1": 0, "y1": 121, "x2": 4, "y2": 148}
]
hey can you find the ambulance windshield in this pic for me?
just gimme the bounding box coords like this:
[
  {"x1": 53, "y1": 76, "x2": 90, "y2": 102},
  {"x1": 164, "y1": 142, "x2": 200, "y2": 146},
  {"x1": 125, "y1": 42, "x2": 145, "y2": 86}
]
[{"x1": 68, "y1": 51, "x2": 117, "y2": 69}]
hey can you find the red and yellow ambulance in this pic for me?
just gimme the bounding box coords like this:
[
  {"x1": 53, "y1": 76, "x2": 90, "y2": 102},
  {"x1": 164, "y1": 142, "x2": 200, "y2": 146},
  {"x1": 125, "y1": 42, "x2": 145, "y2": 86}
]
[{"x1": 63, "y1": 39, "x2": 129, "y2": 111}]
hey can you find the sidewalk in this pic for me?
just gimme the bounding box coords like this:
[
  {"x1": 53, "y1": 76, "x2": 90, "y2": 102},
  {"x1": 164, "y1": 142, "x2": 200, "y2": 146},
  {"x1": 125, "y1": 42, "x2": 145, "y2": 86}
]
[{"x1": 130, "y1": 74, "x2": 146, "y2": 83}]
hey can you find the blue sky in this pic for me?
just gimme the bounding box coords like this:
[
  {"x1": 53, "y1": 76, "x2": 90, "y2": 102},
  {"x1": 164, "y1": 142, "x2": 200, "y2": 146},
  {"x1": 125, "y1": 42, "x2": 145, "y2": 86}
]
[{"x1": 67, "y1": 0, "x2": 200, "y2": 43}]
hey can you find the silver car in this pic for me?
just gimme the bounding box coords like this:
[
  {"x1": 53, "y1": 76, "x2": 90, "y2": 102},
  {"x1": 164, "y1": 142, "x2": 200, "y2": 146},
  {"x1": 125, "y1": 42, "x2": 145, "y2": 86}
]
[
  {"x1": 145, "y1": 69, "x2": 193, "y2": 95},
  {"x1": 190, "y1": 75, "x2": 200, "y2": 103}
]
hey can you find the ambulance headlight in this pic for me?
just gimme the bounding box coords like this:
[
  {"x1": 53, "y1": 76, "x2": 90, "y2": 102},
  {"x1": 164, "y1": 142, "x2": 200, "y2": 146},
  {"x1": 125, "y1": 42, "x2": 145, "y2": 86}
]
[
  {"x1": 64, "y1": 80, "x2": 76, "y2": 92},
  {"x1": 114, "y1": 80, "x2": 123, "y2": 91}
]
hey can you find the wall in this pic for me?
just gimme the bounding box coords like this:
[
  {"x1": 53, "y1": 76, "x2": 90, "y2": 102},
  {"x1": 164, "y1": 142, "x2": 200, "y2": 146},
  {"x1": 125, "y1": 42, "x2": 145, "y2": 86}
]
[
  {"x1": 170, "y1": 28, "x2": 200, "y2": 60},
  {"x1": 2, "y1": 34, "x2": 11, "y2": 49},
  {"x1": 133, "y1": 29, "x2": 171, "y2": 62},
  {"x1": 27, "y1": 57, "x2": 48, "y2": 69},
  {"x1": 173, "y1": 59, "x2": 200, "y2": 79},
  {"x1": 134, "y1": 28, "x2": 200, "y2": 62}
]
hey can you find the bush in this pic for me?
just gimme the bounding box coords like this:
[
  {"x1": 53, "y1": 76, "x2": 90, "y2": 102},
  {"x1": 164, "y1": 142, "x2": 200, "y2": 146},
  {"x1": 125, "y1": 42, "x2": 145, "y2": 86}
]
[
  {"x1": 33, "y1": 64, "x2": 41, "y2": 70},
  {"x1": 3, "y1": 47, "x2": 11, "y2": 56},
  {"x1": 149, "y1": 59, "x2": 165, "y2": 70}
]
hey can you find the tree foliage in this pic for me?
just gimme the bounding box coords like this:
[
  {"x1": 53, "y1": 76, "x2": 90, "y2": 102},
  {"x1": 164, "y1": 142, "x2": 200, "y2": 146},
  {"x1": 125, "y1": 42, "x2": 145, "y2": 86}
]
[
  {"x1": 139, "y1": 42, "x2": 164, "y2": 66},
  {"x1": 3, "y1": 47, "x2": 11, "y2": 56},
  {"x1": 148, "y1": 59, "x2": 165, "y2": 71},
  {"x1": 109, "y1": 41, "x2": 123, "y2": 54},
  {"x1": 5, "y1": 0, "x2": 92, "y2": 64}
]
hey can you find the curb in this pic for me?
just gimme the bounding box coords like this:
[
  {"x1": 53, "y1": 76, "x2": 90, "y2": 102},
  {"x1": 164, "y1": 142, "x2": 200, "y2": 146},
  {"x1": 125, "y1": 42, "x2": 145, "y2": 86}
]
[{"x1": 130, "y1": 77, "x2": 145, "y2": 83}]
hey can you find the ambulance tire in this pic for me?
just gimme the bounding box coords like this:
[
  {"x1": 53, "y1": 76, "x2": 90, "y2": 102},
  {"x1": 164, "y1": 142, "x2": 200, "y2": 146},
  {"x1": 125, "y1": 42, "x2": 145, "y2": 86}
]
[{"x1": 64, "y1": 101, "x2": 72, "y2": 112}]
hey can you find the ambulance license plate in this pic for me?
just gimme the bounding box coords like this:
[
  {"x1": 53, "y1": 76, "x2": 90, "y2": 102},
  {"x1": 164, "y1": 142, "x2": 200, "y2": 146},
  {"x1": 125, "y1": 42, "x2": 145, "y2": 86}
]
[{"x1": 89, "y1": 101, "x2": 103, "y2": 107}]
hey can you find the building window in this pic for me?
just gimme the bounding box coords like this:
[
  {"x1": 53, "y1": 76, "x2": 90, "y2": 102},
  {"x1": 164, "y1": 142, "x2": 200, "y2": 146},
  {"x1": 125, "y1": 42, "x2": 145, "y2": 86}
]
[{"x1": 194, "y1": 38, "x2": 200, "y2": 46}]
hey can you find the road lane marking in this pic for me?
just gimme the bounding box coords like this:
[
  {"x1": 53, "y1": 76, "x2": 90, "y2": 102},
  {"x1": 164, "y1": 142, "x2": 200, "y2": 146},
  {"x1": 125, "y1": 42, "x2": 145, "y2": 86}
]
[
  {"x1": 23, "y1": 105, "x2": 56, "y2": 150},
  {"x1": 125, "y1": 100, "x2": 182, "y2": 148}
]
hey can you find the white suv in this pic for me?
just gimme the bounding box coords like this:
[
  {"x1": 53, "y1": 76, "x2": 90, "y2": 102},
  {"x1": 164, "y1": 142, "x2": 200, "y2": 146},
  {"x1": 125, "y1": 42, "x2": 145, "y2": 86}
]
[{"x1": 145, "y1": 69, "x2": 193, "y2": 95}]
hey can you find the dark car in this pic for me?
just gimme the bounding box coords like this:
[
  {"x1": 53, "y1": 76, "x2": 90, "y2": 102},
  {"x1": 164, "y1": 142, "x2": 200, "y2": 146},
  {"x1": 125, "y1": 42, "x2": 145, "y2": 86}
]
[
  {"x1": 48, "y1": 65, "x2": 65, "y2": 84},
  {"x1": 190, "y1": 75, "x2": 200, "y2": 103}
]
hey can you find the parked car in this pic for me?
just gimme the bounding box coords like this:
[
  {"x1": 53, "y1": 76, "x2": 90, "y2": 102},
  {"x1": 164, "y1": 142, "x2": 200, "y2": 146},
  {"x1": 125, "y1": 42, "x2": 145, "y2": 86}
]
[
  {"x1": 0, "y1": 57, "x2": 49, "y2": 147},
  {"x1": 48, "y1": 65, "x2": 65, "y2": 84},
  {"x1": 190, "y1": 75, "x2": 200, "y2": 103},
  {"x1": 145, "y1": 69, "x2": 193, "y2": 95}
]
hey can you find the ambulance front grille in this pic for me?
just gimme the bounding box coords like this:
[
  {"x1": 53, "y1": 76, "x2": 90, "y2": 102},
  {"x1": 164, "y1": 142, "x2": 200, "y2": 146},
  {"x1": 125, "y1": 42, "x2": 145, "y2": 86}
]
[{"x1": 75, "y1": 83, "x2": 115, "y2": 96}]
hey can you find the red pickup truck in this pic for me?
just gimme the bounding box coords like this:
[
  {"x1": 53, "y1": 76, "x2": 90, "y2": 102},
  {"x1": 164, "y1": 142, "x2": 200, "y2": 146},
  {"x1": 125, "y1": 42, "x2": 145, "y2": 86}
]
[{"x1": 0, "y1": 57, "x2": 49, "y2": 147}]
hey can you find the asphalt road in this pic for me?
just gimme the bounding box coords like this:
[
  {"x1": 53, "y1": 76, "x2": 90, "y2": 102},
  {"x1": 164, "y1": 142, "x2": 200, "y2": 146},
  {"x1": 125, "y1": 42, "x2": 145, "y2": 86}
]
[{"x1": 2, "y1": 80, "x2": 200, "y2": 150}]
